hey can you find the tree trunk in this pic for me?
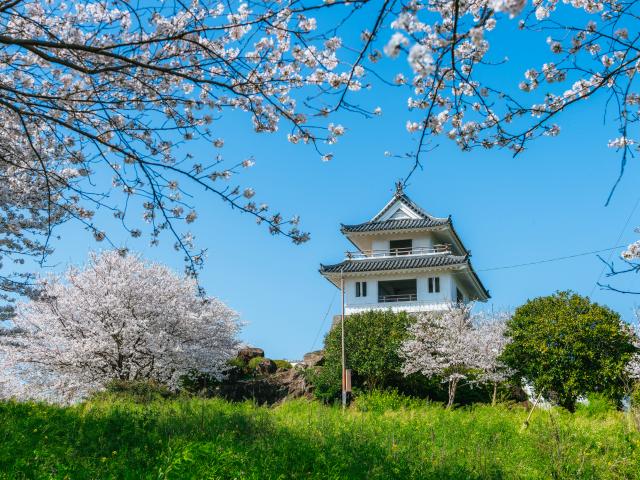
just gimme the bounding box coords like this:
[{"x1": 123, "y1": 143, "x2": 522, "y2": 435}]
[
  {"x1": 492, "y1": 382, "x2": 498, "y2": 406},
  {"x1": 447, "y1": 378, "x2": 459, "y2": 409},
  {"x1": 559, "y1": 397, "x2": 576, "y2": 413}
]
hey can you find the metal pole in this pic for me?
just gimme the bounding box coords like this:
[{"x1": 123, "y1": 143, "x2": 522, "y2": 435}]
[{"x1": 341, "y1": 270, "x2": 346, "y2": 410}]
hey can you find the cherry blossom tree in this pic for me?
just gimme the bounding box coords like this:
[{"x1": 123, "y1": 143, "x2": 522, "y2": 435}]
[
  {"x1": 401, "y1": 305, "x2": 479, "y2": 408},
  {"x1": 0, "y1": 250, "x2": 241, "y2": 403},
  {"x1": 474, "y1": 312, "x2": 514, "y2": 405},
  {"x1": 0, "y1": 0, "x2": 363, "y2": 305},
  {"x1": 2, "y1": 0, "x2": 639, "y2": 305},
  {"x1": 378, "y1": 1, "x2": 640, "y2": 176},
  {"x1": 402, "y1": 306, "x2": 515, "y2": 407}
]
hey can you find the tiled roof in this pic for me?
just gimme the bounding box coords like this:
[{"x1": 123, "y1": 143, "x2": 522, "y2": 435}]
[
  {"x1": 341, "y1": 217, "x2": 450, "y2": 234},
  {"x1": 320, "y1": 254, "x2": 467, "y2": 274}
]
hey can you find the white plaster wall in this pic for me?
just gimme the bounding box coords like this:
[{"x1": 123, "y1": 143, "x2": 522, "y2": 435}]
[
  {"x1": 418, "y1": 272, "x2": 454, "y2": 304},
  {"x1": 344, "y1": 271, "x2": 455, "y2": 310},
  {"x1": 413, "y1": 235, "x2": 434, "y2": 250},
  {"x1": 371, "y1": 238, "x2": 387, "y2": 252},
  {"x1": 343, "y1": 278, "x2": 378, "y2": 307}
]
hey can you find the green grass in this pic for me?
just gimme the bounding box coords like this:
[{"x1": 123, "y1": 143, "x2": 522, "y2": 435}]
[{"x1": 1, "y1": 396, "x2": 639, "y2": 479}]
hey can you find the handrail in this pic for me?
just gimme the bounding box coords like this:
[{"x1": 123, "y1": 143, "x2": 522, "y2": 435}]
[
  {"x1": 346, "y1": 244, "x2": 451, "y2": 260},
  {"x1": 378, "y1": 293, "x2": 418, "y2": 303}
]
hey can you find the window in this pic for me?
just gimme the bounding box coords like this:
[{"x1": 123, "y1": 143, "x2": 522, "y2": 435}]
[
  {"x1": 362, "y1": 281, "x2": 367, "y2": 297},
  {"x1": 389, "y1": 239, "x2": 412, "y2": 256},
  {"x1": 378, "y1": 279, "x2": 417, "y2": 302},
  {"x1": 428, "y1": 277, "x2": 440, "y2": 293},
  {"x1": 355, "y1": 281, "x2": 367, "y2": 297},
  {"x1": 356, "y1": 282, "x2": 361, "y2": 297}
]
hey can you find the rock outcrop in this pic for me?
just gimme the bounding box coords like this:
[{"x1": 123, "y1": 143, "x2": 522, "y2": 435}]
[
  {"x1": 216, "y1": 366, "x2": 311, "y2": 404},
  {"x1": 237, "y1": 347, "x2": 264, "y2": 363},
  {"x1": 303, "y1": 350, "x2": 324, "y2": 367},
  {"x1": 215, "y1": 347, "x2": 320, "y2": 404},
  {"x1": 272, "y1": 367, "x2": 312, "y2": 399},
  {"x1": 255, "y1": 358, "x2": 277, "y2": 375}
]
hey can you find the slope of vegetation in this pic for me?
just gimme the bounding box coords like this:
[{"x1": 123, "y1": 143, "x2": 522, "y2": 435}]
[{"x1": 1, "y1": 394, "x2": 639, "y2": 479}]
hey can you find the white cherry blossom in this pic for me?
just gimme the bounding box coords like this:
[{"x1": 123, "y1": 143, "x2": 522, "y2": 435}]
[{"x1": 0, "y1": 251, "x2": 241, "y2": 403}]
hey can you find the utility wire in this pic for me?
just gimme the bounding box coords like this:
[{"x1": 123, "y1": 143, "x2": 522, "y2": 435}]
[
  {"x1": 589, "y1": 194, "x2": 640, "y2": 296},
  {"x1": 310, "y1": 289, "x2": 337, "y2": 352},
  {"x1": 478, "y1": 245, "x2": 627, "y2": 272}
]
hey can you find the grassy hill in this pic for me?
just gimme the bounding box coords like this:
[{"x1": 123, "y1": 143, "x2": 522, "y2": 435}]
[{"x1": 1, "y1": 394, "x2": 639, "y2": 479}]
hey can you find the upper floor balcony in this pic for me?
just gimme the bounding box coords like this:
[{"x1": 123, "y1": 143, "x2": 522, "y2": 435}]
[{"x1": 345, "y1": 244, "x2": 451, "y2": 260}]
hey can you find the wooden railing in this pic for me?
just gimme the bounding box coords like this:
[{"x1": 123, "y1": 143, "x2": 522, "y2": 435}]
[
  {"x1": 378, "y1": 293, "x2": 418, "y2": 303},
  {"x1": 346, "y1": 244, "x2": 450, "y2": 260}
]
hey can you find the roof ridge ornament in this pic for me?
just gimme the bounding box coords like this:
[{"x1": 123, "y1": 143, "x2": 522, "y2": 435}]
[{"x1": 395, "y1": 181, "x2": 404, "y2": 196}]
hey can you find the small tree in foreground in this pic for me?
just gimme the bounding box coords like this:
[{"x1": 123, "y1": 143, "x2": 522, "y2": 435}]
[
  {"x1": 401, "y1": 306, "x2": 513, "y2": 408},
  {"x1": 0, "y1": 251, "x2": 241, "y2": 403},
  {"x1": 401, "y1": 305, "x2": 477, "y2": 409},
  {"x1": 474, "y1": 314, "x2": 514, "y2": 406},
  {"x1": 501, "y1": 291, "x2": 636, "y2": 412},
  {"x1": 312, "y1": 310, "x2": 414, "y2": 402}
]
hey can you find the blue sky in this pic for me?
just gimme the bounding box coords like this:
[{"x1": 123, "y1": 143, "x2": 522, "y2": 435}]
[{"x1": 37, "y1": 7, "x2": 640, "y2": 359}]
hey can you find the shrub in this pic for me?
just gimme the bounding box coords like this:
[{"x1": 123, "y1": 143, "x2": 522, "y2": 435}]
[
  {"x1": 576, "y1": 393, "x2": 618, "y2": 418},
  {"x1": 311, "y1": 310, "x2": 414, "y2": 402},
  {"x1": 502, "y1": 291, "x2": 636, "y2": 411},
  {"x1": 274, "y1": 360, "x2": 292, "y2": 370},
  {"x1": 247, "y1": 357, "x2": 262, "y2": 370},
  {"x1": 179, "y1": 371, "x2": 220, "y2": 396},
  {"x1": 227, "y1": 357, "x2": 247, "y2": 369},
  {"x1": 246, "y1": 357, "x2": 277, "y2": 375}
]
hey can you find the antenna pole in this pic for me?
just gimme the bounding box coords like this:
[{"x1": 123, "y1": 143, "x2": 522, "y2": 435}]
[{"x1": 341, "y1": 269, "x2": 346, "y2": 410}]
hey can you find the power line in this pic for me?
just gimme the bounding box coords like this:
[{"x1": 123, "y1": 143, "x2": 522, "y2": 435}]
[
  {"x1": 478, "y1": 245, "x2": 627, "y2": 272},
  {"x1": 589, "y1": 194, "x2": 640, "y2": 296},
  {"x1": 310, "y1": 289, "x2": 337, "y2": 352}
]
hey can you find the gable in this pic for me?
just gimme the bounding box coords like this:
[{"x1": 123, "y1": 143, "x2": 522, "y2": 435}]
[{"x1": 375, "y1": 200, "x2": 422, "y2": 222}]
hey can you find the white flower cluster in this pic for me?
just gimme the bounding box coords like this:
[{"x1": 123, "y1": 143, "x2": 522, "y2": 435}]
[
  {"x1": 622, "y1": 236, "x2": 640, "y2": 261},
  {"x1": 373, "y1": 0, "x2": 640, "y2": 169},
  {"x1": 626, "y1": 309, "x2": 640, "y2": 381},
  {"x1": 401, "y1": 305, "x2": 512, "y2": 407},
  {"x1": 0, "y1": 251, "x2": 241, "y2": 403}
]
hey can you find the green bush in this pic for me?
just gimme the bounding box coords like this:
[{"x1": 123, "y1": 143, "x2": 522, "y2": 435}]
[
  {"x1": 311, "y1": 310, "x2": 414, "y2": 402},
  {"x1": 502, "y1": 291, "x2": 636, "y2": 411},
  {"x1": 274, "y1": 359, "x2": 292, "y2": 370},
  {"x1": 179, "y1": 371, "x2": 220, "y2": 396},
  {"x1": 576, "y1": 393, "x2": 618, "y2": 418},
  {"x1": 247, "y1": 356, "x2": 276, "y2": 373},
  {"x1": 226, "y1": 356, "x2": 246, "y2": 369},
  {"x1": 309, "y1": 310, "x2": 511, "y2": 405}
]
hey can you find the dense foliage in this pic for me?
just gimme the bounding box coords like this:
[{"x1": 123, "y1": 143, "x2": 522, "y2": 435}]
[
  {"x1": 312, "y1": 309, "x2": 514, "y2": 406},
  {"x1": 312, "y1": 310, "x2": 414, "y2": 401},
  {"x1": 1, "y1": 395, "x2": 639, "y2": 479},
  {"x1": 502, "y1": 291, "x2": 637, "y2": 411}
]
